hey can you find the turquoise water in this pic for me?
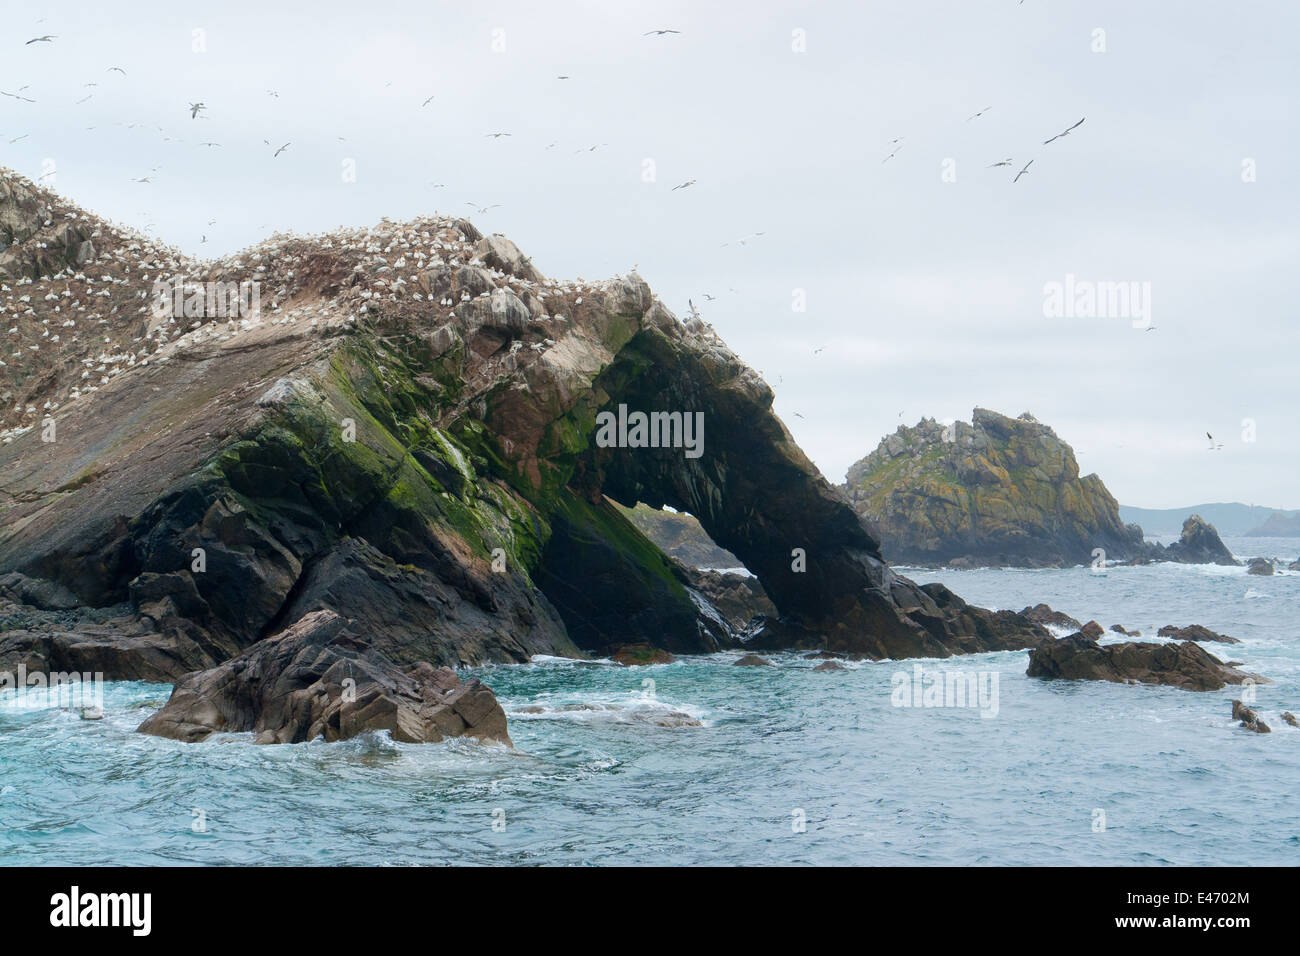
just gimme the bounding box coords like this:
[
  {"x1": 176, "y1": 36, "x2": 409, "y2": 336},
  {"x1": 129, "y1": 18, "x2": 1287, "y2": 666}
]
[{"x1": 2, "y1": 546, "x2": 1298, "y2": 866}]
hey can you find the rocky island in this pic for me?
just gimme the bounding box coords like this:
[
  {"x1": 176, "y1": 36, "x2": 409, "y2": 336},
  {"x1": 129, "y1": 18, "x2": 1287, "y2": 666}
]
[
  {"x1": 0, "y1": 171, "x2": 1052, "y2": 743},
  {"x1": 843, "y1": 409, "x2": 1238, "y2": 569}
]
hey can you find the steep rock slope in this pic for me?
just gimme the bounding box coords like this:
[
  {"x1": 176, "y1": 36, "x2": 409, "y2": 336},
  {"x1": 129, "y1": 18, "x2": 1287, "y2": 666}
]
[
  {"x1": 0, "y1": 170, "x2": 1048, "y2": 680},
  {"x1": 845, "y1": 409, "x2": 1180, "y2": 568}
]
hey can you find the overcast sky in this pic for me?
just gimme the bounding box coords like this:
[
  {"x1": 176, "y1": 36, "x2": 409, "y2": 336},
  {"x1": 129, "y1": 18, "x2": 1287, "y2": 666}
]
[{"x1": 3, "y1": 0, "x2": 1297, "y2": 508}]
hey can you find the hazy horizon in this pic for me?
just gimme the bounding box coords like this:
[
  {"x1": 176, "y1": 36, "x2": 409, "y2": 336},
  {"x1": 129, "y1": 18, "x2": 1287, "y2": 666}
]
[{"x1": 4, "y1": 0, "x2": 1296, "y2": 508}]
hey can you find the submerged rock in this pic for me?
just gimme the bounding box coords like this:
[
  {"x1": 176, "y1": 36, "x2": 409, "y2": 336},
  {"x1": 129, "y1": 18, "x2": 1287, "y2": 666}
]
[
  {"x1": 1027, "y1": 633, "x2": 1264, "y2": 691},
  {"x1": 1246, "y1": 557, "x2": 1274, "y2": 576},
  {"x1": 1021, "y1": 604, "x2": 1082, "y2": 631},
  {"x1": 812, "y1": 660, "x2": 846, "y2": 671},
  {"x1": 611, "y1": 644, "x2": 676, "y2": 666},
  {"x1": 138, "y1": 610, "x2": 510, "y2": 745},
  {"x1": 1156, "y1": 624, "x2": 1241, "y2": 645},
  {"x1": 1231, "y1": 699, "x2": 1270, "y2": 734},
  {"x1": 734, "y1": 653, "x2": 774, "y2": 667},
  {"x1": 1281, "y1": 711, "x2": 1298, "y2": 728},
  {"x1": 1109, "y1": 624, "x2": 1140, "y2": 637}
]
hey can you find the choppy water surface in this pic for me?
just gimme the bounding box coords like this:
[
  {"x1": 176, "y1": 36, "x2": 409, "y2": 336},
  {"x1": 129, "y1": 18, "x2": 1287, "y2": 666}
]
[{"x1": 2, "y1": 544, "x2": 1298, "y2": 865}]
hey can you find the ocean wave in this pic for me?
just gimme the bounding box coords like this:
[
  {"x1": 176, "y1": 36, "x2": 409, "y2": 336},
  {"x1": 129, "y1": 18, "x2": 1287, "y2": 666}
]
[{"x1": 508, "y1": 693, "x2": 708, "y2": 727}]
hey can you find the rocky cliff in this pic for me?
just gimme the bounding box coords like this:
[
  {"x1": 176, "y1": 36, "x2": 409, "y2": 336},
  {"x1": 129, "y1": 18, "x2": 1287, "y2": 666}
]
[
  {"x1": 616, "y1": 502, "x2": 742, "y2": 567},
  {"x1": 844, "y1": 409, "x2": 1238, "y2": 569},
  {"x1": 844, "y1": 409, "x2": 1147, "y2": 567},
  {"x1": 0, "y1": 170, "x2": 1050, "y2": 709}
]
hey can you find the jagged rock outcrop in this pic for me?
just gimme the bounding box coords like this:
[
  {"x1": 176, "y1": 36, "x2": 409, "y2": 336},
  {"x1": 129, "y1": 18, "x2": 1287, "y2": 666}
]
[
  {"x1": 1156, "y1": 624, "x2": 1241, "y2": 645},
  {"x1": 1162, "y1": 515, "x2": 1239, "y2": 566},
  {"x1": 0, "y1": 170, "x2": 1051, "y2": 696},
  {"x1": 137, "y1": 610, "x2": 510, "y2": 744},
  {"x1": 1027, "y1": 633, "x2": 1264, "y2": 691},
  {"x1": 681, "y1": 567, "x2": 776, "y2": 632},
  {"x1": 1246, "y1": 557, "x2": 1274, "y2": 575},
  {"x1": 843, "y1": 410, "x2": 1240, "y2": 569},
  {"x1": 843, "y1": 409, "x2": 1147, "y2": 567},
  {"x1": 1020, "y1": 603, "x2": 1082, "y2": 631},
  {"x1": 1231, "y1": 700, "x2": 1269, "y2": 734}
]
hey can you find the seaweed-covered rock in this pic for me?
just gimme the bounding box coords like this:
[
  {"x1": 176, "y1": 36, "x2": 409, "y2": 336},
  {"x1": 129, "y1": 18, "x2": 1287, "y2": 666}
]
[
  {"x1": 842, "y1": 409, "x2": 1147, "y2": 567},
  {"x1": 611, "y1": 643, "x2": 675, "y2": 666},
  {"x1": 0, "y1": 169, "x2": 1050, "y2": 680},
  {"x1": 843, "y1": 412, "x2": 1238, "y2": 570}
]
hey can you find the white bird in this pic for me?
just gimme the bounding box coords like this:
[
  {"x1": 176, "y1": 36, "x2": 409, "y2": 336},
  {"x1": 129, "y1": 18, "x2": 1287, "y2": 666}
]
[
  {"x1": 1044, "y1": 117, "x2": 1085, "y2": 145},
  {"x1": 1013, "y1": 160, "x2": 1033, "y2": 183}
]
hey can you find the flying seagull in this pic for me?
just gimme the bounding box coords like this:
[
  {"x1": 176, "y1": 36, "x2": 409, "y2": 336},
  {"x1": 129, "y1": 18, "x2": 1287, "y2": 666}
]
[
  {"x1": 966, "y1": 107, "x2": 992, "y2": 121},
  {"x1": 643, "y1": 29, "x2": 681, "y2": 36},
  {"x1": 107, "y1": 66, "x2": 126, "y2": 75},
  {"x1": 671, "y1": 179, "x2": 696, "y2": 190},
  {"x1": 1043, "y1": 117, "x2": 1085, "y2": 145},
  {"x1": 189, "y1": 101, "x2": 206, "y2": 119},
  {"x1": 1206, "y1": 432, "x2": 1223, "y2": 450},
  {"x1": 421, "y1": 95, "x2": 435, "y2": 107},
  {"x1": 25, "y1": 35, "x2": 56, "y2": 45},
  {"x1": 485, "y1": 131, "x2": 512, "y2": 138},
  {"x1": 987, "y1": 158, "x2": 1013, "y2": 168},
  {"x1": 557, "y1": 75, "x2": 570, "y2": 80},
  {"x1": 0, "y1": 90, "x2": 36, "y2": 103},
  {"x1": 274, "y1": 142, "x2": 290, "y2": 157},
  {"x1": 1013, "y1": 159, "x2": 1033, "y2": 182}
]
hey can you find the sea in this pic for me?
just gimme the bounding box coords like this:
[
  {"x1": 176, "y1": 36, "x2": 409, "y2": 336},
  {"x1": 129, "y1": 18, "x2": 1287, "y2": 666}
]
[{"x1": 2, "y1": 534, "x2": 1297, "y2": 866}]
